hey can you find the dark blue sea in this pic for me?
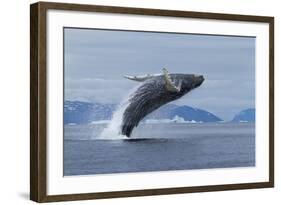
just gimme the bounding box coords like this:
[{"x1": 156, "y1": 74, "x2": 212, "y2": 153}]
[{"x1": 63, "y1": 122, "x2": 255, "y2": 176}]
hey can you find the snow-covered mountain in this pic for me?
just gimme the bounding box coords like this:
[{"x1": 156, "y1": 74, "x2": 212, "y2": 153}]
[
  {"x1": 146, "y1": 104, "x2": 222, "y2": 123},
  {"x1": 231, "y1": 108, "x2": 255, "y2": 123},
  {"x1": 64, "y1": 101, "x2": 116, "y2": 124},
  {"x1": 64, "y1": 101, "x2": 223, "y2": 124}
]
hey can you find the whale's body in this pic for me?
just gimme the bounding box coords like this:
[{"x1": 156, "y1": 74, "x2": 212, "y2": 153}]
[{"x1": 121, "y1": 69, "x2": 204, "y2": 137}]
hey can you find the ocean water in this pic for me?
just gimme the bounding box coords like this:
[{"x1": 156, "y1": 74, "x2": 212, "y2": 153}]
[{"x1": 63, "y1": 122, "x2": 255, "y2": 176}]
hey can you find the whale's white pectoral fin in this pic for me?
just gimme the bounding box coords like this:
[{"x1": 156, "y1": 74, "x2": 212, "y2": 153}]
[
  {"x1": 163, "y1": 68, "x2": 181, "y2": 92},
  {"x1": 124, "y1": 73, "x2": 161, "y2": 82},
  {"x1": 124, "y1": 75, "x2": 147, "y2": 82}
]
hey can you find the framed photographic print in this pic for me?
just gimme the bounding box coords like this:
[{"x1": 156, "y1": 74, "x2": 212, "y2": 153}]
[{"x1": 30, "y1": 1, "x2": 274, "y2": 202}]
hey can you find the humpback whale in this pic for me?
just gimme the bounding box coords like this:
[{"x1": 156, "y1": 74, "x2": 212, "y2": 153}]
[{"x1": 121, "y1": 68, "x2": 204, "y2": 137}]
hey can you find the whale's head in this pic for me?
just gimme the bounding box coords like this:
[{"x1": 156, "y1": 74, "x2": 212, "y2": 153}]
[
  {"x1": 161, "y1": 68, "x2": 204, "y2": 95},
  {"x1": 171, "y1": 73, "x2": 204, "y2": 94}
]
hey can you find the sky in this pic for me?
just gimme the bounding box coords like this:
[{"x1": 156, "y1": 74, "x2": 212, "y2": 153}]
[{"x1": 64, "y1": 28, "x2": 255, "y2": 121}]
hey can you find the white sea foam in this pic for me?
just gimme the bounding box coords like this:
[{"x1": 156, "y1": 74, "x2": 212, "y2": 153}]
[
  {"x1": 98, "y1": 84, "x2": 142, "y2": 140},
  {"x1": 98, "y1": 101, "x2": 128, "y2": 139}
]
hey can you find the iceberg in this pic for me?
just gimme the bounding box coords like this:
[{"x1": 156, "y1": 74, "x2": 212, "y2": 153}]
[{"x1": 144, "y1": 115, "x2": 202, "y2": 124}]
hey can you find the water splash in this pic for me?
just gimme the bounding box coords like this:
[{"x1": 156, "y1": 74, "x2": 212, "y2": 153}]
[
  {"x1": 98, "y1": 101, "x2": 129, "y2": 139},
  {"x1": 98, "y1": 85, "x2": 141, "y2": 140}
]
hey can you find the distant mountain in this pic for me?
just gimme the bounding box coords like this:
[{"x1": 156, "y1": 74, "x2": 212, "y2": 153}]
[
  {"x1": 231, "y1": 108, "x2": 255, "y2": 123},
  {"x1": 145, "y1": 104, "x2": 179, "y2": 119},
  {"x1": 146, "y1": 104, "x2": 222, "y2": 122},
  {"x1": 64, "y1": 101, "x2": 115, "y2": 124},
  {"x1": 64, "y1": 100, "x2": 222, "y2": 124}
]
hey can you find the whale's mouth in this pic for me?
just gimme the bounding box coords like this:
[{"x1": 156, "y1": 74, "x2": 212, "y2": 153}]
[{"x1": 194, "y1": 75, "x2": 204, "y2": 88}]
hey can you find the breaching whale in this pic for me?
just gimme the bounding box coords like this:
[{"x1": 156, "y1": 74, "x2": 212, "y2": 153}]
[{"x1": 121, "y1": 68, "x2": 204, "y2": 137}]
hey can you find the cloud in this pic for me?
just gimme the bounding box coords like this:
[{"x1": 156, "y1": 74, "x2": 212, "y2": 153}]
[
  {"x1": 64, "y1": 28, "x2": 255, "y2": 120},
  {"x1": 65, "y1": 77, "x2": 137, "y2": 104}
]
